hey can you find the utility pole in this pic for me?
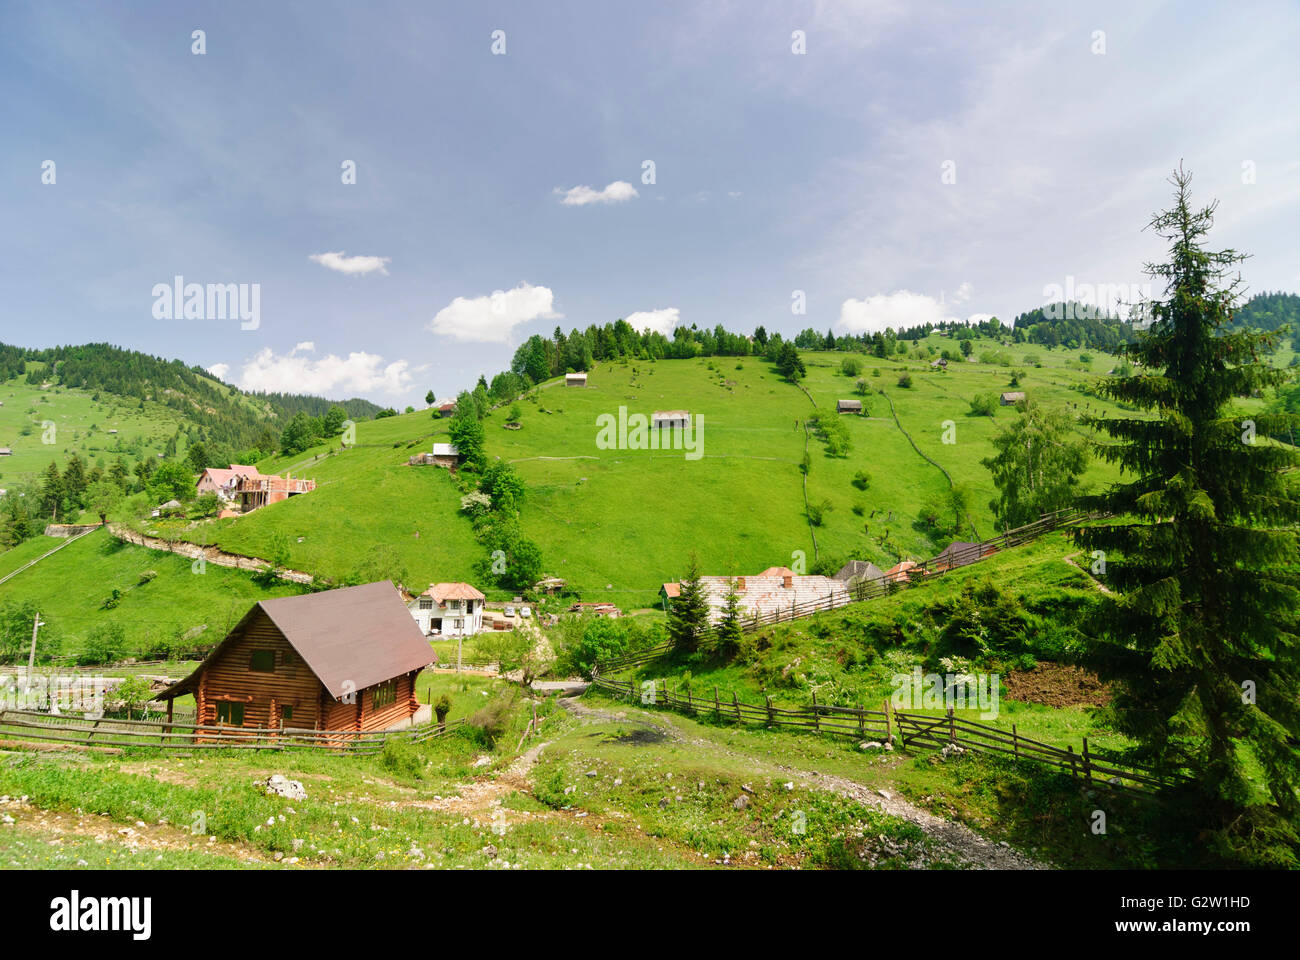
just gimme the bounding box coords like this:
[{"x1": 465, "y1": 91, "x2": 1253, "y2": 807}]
[
  {"x1": 26, "y1": 612, "x2": 44, "y2": 701},
  {"x1": 457, "y1": 632, "x2": 462, "y2": 674}
]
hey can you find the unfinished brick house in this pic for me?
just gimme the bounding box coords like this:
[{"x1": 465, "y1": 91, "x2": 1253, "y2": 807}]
[{"x1": 236, "y1": 471, "x2": 316, "y2": 511}]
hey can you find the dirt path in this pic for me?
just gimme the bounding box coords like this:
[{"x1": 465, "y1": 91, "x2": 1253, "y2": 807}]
[
  {"x1": 398, "y1": 740, "x2": 551, "y2": 820},
  {"x1": 559, "y1": 697, "x2": 1048, "y2": 870}
]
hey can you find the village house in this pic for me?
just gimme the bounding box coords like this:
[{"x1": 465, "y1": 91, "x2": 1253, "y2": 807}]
[
  {"x1": 406, "y1": 582, "x2": 486, "y2": 637},
  {"x1": 1000, "y1": 391, "x2": 1027, "y2": 405},
  {"x1": 930, "y1": 357, "x2": 948, "y2": 369},
  {"x1": 836, "y1": 399, "x2": 863, "y2": 414},
  {"x1": 435, "y1": 400, "x2": 456, "y2": 418},
  {"x1": 885, "y1": 560, "x2": 920, "y2": 584},
  {"x1": 565, "y1": 371, "x2": 588, "y2": 387},
  {"x1": 932, "y1": 540, "x2": 995, "y2": 572},
  {"x1": 651, "y1": 410, "x2": 690, "y2": 430},
  {"x1": 236, "y1": 471, "x2": 316, "y2": 512},
  {"x1": 196, "y1": 464, "x2": 262, "y2": 502},
  {"x1": 661, "y1": 568, "x2": 850, "y2": 624},
  {"x1": 154, "y1": 581, "x2": 434, "y2": 736},
  {"x1": 408, "y1": 443, "x2": 460, "y2": 468},
  {"x1": 835, "y1": 559, "x2": 888, "y2": 590}
]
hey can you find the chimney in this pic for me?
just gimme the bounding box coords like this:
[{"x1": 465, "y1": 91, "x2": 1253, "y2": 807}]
[{"x1": 783, "y1": 574, "x2": 793, "y2": 589}]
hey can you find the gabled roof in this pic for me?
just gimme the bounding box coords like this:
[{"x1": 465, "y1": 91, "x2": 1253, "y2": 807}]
[
  {"x1": 660, "y1": 582, "x2": 681, "y2": 598},
  {"x1": 757, "y1": 566, "x2": 796, "y2": 578},
  {"x1": 157, "y1": 581, "x2": 434, "y2": 702},
  {"x1": 836, "y1": 559, "x2": 886, "y2": 584},
  {"x1": 198, "y1": 465, "x2": 263, "y2": 487},
  {"x1": 423, "y1": 582, "x2": 486, "y2": 603},
  {"x1": 934, "y1": 541, "x2": 988, "y2": 567},
  {"x1": 431, "y1": 443, "x2": 460, "y2": 457}
]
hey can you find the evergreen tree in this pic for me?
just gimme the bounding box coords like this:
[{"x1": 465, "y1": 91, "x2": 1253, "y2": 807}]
[
  {"x1": 1074, "y1": 168, "x2": 1300, "y2": 864},
  {"x1": 667, "y1": 552, "x2": 709, "y2": 652},
  {"x1": 39, "y1": 462, "x2": 62, "y2": 520},
  {"x1": 713, "y1": 577, "x2": 744, "y2": 656}
]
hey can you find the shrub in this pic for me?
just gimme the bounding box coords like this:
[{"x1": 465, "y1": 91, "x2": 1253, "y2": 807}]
[
  {"x1": 840, "y1": 357, "x2": 862, "y2": 377},
  {"x1": 871, "y1": 368, "x2": 881, "y2": 378},
  {"x1": 852, "y1": 470, "x2": 871, "y2": 491},
  {"x1": 897, "y1": 373, "x2": 913, "y2": 388},
  {"x1": 969, "y1": 393, "x2": 998, "y2": 417},
  {"x1": 80, "y1": 622, "x2": 126, "y2": 666},
  {"x1": 138, "y1": 570, "x2": 157, "y2": 585}
]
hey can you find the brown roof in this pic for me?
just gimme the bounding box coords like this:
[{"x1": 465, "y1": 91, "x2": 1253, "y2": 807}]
[
  {"x1": 661, "y1": 582, "x2": 681, "y2": 598},
  {"x1": 757, "y1": 566, "x2": 796, "y2": 577},
  {"x1": 424, "y1": 582, "x2": 486, "y2": 603},
  {"x1": 158, "y1": 581, "x2": 434, "y2": 702}
]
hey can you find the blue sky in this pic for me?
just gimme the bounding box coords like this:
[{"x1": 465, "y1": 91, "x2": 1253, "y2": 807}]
[{"x1": 3, "y1": 0, "x2": 1298, "y2": 405}]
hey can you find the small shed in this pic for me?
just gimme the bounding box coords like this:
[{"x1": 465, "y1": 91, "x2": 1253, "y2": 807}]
[
  {"x1": 835, "y1": 559, "x2": 887, "y2": 588},
  {"x1": 0, "y1": 448, "x2": 11, "y2": 457},
  {"x1": 1000, "y1": 391, "x2": 1026, "y2": 406},
  {"x1": 436, "y1": 401, "x2": 456, "y2": 418},
  {"x1": 565, "y1": 372, "x2": 588, "y2": 387},
  {"x1": 154, "y1": 581, "x2": 434, "y2": 736},
  {"x1": 534, "y1": 577, "x2": 567, "y2": 595},
  {"x1": 836, "y1": 399, "x2": 863, "y2": 414},
  {"x1": 430, "y1": 443, "x2": 460, "y2": 468},
  {"x1": 930, "y1": 358, "x2": 947, "y2": 369},
  {"x1": 652, "y1": 410, "x2": 690, "y2": 429}
]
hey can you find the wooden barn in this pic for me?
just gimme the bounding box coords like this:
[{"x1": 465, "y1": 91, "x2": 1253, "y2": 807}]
[
  {"x1": 156, "y1": 581, "x2": 435, "y2": 737},
  {"x1": 565, "y1": 371, "x2": 588, "y2": 387}
]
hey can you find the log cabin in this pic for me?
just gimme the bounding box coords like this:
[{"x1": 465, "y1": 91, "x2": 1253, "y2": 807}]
[{"x1": 156, "y1": 580, "x2": 435, "y2": 738}]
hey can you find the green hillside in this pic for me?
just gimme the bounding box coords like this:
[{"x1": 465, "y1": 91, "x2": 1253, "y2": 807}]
[
  {"x1": 0, "y1": 376, "x2": 190, "y2": 484},
  {"x1": 0, "y1": 527, "x2": 307, "y2": 661},
  {"x1": 131, "y1": 336, "x2": 1145, "y2": 605}
]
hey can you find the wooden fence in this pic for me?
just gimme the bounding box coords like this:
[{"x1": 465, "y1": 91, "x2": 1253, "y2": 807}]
[
  {"x1": 0, "y1": 708, "x2": 464, "y2": 757},
  {"x1": 595, "y1": 508, "x2": 1101, "y2": 673},
  {"x1": 589, "y1": 675, "x2": 1180, "y2": 800}
]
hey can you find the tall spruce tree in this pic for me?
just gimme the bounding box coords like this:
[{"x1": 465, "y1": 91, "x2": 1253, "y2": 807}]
[
  {"x1": 1074, "y1": 168, "x2": 1300, "y2": 864},
  {"x1": 667, "y1": 552, "x2": 710, "y2": 652}
]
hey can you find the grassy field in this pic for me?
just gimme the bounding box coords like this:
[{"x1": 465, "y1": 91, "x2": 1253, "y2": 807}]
[
  {"x1": 130, "y1": 339, "x2": 1146, "y2": 606},
  {"x1": 0, "y1": 527, "x2": 308, "y2": 659},
  {"x1": 0, "y1": 374, "x2": 189, "y2": 488}
]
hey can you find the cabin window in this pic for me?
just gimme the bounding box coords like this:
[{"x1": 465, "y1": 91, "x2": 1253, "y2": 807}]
[
  {"x1": 216, "y1": 702, "x2": 245, "y2": 726},
  {"x1": 250, "y1": 650, "x2": 275, "y2": 672},
  {"x1": 418, "y1": 597, "x2": 433, "y2": 610},
  {"x1": 454, "y1": 619, "x2": 463, "y2": 630},
  {"x1": 281, "y1": 705, "x2": 293, "y2": 724},
  {"x1": 372, "y1": 679, "x2": 397, "y2": 709}
]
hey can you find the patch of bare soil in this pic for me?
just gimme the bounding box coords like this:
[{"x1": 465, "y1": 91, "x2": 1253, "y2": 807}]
[{"x1": 1004, "y1": 662, "x2": 1111, "y2": 708}]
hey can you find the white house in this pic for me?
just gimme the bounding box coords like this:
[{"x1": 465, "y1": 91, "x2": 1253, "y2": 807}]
[{"x1": 406, "y1": 582, "x2": 486, "y2": 637}]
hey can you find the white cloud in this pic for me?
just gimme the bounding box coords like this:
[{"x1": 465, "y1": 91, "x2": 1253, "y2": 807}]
[
  {"x1": 308, "y1": 251, "x2": 391, "y2": 276},
  {"x1": 293, "y1": 341, "x2": 315, "y2": 353},
  {"x1": 206, "y1": 362, "x2": 230, "y2": 381},
  {"x1": 838, "y1": 290, "x2": 960, "y2": 335},
  {"x1": 235, "y1": 347, "x2": 412, "y2": 396},
  {"x1": 625, "y1": 308, "x2": 681, "y2": 337},
  {"x1": 429, "y1": 282, "x2": 561, "y2": 343},
  {"x1": 554, "y1": 181, "x2": 639, "y2": 206}
]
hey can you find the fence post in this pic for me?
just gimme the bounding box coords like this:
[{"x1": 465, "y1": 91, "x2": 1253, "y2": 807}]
[
  {"x1": 947, "y1": 706, "x2": 955, "y2": 745},
  {"x1": 883, "y1": 699, "x2": 891, "y2": 743},
  {"x1": 857, "y1": 705, "x2": 864, "y2": 738},
  {"x1": 714, "y1": 686, "x2": 720, "y2": 718},
  {"x1": 733, "y1": 692, "x2": 740, "y2": 722},
  {"x1": 1082, "y1": 737, "x2": 1092, "y2": 785},
  {"x1": 811, "y1": 690, "x2": 820, "y2": 732},
  {"x1": 765, "y1": 695, "x2": 774, "y2": 727},
  {"x1": 1012, "y1": 723, "x2": 1019, "y2": 759},
  {"x1": 1067, "y1": 744, "x2": 1078, "y2": 781}
]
